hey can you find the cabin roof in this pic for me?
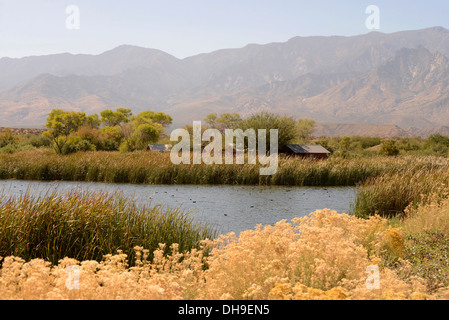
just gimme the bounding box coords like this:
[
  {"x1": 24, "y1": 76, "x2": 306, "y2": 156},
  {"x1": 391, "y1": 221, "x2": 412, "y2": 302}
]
[{"x1": 285, "y1": 144, "x2": 331, "y2": 154}]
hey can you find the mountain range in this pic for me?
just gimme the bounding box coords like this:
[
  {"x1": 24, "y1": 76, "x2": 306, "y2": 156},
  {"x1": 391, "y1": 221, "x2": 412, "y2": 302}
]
[{"x1": 1, "y1": 26, "x2": 449, "y2": 136}]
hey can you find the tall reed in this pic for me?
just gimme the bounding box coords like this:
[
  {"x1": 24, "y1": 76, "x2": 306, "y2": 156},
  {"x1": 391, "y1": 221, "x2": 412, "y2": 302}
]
[
  {"x1": 0, "y1": 189, "x2": 217, "y2": 266},
  {"x1": 2, "y1": 150, "x2": 448, "y2": 187},
  {"x1": 352, "y1": 167, "x2": 449, "y2": 218}
]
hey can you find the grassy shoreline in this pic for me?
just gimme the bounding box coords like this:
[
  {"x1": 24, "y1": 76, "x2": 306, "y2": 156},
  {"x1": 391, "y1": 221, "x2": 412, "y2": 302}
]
[
  {"x1": 1, "y1": 150, "x2": 449, "y2": 218},
  {"x1": 1, "y1": 149, "x2": 448, "y2": 186}
]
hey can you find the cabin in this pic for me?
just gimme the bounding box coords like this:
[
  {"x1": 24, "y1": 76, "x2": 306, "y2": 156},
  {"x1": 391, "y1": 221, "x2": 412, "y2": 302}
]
[
  {"x1": 282, "y1": 144, "x2": 331, "y2": 160},
  {"x1": 146, "y1": 144, "x2": 171, "y2": 152}
]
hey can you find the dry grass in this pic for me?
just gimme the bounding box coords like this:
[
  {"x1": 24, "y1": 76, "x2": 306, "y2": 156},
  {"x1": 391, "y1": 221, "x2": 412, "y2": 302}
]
[
  {"x1": 2, "y1": 208, "x2": 449, "y2": 300},
  {"x1": 401, "y1": 193, "x2": 449, "y2": 234},
  {"x1": 392, "y1": 194, "x2": 449, "y2": 292}
]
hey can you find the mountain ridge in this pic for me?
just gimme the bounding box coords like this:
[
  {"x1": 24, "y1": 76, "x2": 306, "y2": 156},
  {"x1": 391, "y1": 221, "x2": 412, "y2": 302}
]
[{"x1": 1, "y1": 27, "x2": 449, "y2": 133}]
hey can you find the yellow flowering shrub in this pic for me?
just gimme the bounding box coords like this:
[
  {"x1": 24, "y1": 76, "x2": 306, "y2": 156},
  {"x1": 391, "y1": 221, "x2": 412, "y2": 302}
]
[
  {"x1": 269, "y1": 283, "x2": 348, "y2": 300},
  {"x1": 0, "y1": 209, "x2": 448, "y2": 300}
]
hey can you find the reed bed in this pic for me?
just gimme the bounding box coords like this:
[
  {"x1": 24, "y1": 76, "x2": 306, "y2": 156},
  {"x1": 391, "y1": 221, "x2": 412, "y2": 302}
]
[
  {"x1": 1, "y1": 150, "x2": 448, "y2": 187},
  {"x1": 352, "y1": 167, "x2": 449, "y2": 218},
  {"x1": 0, "y1": 189, "x2": 216, "y2": 266}
]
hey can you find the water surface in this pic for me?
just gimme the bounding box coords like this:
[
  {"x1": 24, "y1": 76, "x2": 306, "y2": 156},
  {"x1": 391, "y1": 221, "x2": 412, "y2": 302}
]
[{"x1": 0, "y1": 180, "x2": 356, "y2": 235}]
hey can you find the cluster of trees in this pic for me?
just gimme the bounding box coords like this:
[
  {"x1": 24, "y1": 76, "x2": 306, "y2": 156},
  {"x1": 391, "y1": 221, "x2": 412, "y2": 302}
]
[
  {"x1": 43, "y1": 108, "x2": 172, "y2": 154},
  {"x1": 2, "y1": 108, "x2": 449, "y2": 159},
  {"x1": 201, "y1": 112, "x2": 316, "y2": 151}
]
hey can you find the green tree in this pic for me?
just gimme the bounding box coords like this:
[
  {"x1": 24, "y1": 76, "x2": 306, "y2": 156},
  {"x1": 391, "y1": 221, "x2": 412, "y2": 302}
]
[
  {"x1": 100, "y1": 108, "x2": 132, "y2": 127},
  {"x1": 119, "y1": 113, "x2": 165, "y2": 152},
  {"x1": 204, "y1": 113, "x2": 218, "y2": 128},
  {"x1": 339, "y1": 137, "x2": 351, "y2": 152},
  {"x1": 218, "y1": 113, "x2": 242, "y2": 131},
  {"x1": 43, "y1": 109, "x2": 87, "y2": 154},
  {"x1": 204, "y1": 112, "x2": 242, "y2": 133},
  {"x1": 42, "y1": 108, "x2": 172, "y2": 154},
  {"x1": 85, "y1": 114, "x2": 101, "y2": 129},
  {"x1": 116, "y1": 108, "x2": 133, "y2": 119},
  {"x1": 100, "y1": 126, "x2": 123, "y2": 151},
  {"x1": 425, "y1": 134, "x2": 449, "y2": 156},
  {"x1": 118, "y1": 122, "x2": 136, "y2": 153},
  {"x1": 133, "y1": 123, "x2": 161, "y2": 150},
  {"x1": 137, "y1": 111, "x2": 173, "y2": 128},
  {"x1": 427, "y1": 134, "x2": 449, "y2": 147},
  {"x1": 379, "y1": 140, "x2": 400, "y2": 156},
  {"x1": 242, "y1": 112, "x2": 296, "y2": 152},
  {"x1": 295, "y1": 119, "x2": 316, "y2": 143}
]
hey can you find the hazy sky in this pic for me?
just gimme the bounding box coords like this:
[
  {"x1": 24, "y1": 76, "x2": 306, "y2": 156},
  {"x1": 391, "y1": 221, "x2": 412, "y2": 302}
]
[{"x1": 0, "y1": 0, "x2": 448, "y2": 59}]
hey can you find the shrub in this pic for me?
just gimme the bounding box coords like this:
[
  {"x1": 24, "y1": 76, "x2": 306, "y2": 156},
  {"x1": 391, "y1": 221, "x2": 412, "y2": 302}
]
[
  {"x1": 378, "y1": 140, "x2": 400, "y2": 156},
  {"x1": 1, "y1": 209, "x2": 446, "y2": 300},
  {"x1": 26, "y1": 135, "x2": 52, "y2": 148},
  {"x1": 61, "y1": 136, "x2": 96, "y2": 155},
  {"x1": 100, "y1": 126, "x2": 123, "y2": 151},
  {"x1": 0, "y1": 144, "x2": 18, "y2": 154}
]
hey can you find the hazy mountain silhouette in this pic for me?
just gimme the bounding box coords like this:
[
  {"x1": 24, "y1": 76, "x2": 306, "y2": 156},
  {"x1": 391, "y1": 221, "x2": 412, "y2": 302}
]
[{"x1": 1, "y1": 26, "x2": 449, "y2": 134}]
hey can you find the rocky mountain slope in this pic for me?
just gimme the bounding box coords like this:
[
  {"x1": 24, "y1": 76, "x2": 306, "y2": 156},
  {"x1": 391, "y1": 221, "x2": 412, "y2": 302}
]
[{"x1": 1, "y1": 27, "x2": 449, "y2": 133}]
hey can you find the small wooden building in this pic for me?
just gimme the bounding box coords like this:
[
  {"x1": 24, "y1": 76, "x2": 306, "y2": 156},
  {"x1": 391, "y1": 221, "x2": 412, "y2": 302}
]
[
  {"x1": 146, "y1": 144, "x2": 171, "y2": 152},
  {"x1": 282, "y1": 144, "x2": 331, "y2": 160}
]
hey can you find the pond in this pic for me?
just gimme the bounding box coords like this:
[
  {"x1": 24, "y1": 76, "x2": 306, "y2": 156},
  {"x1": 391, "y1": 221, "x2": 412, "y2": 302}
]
[{"x1": 0, "y1": 180, "x2": 356, "y2": 235}]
